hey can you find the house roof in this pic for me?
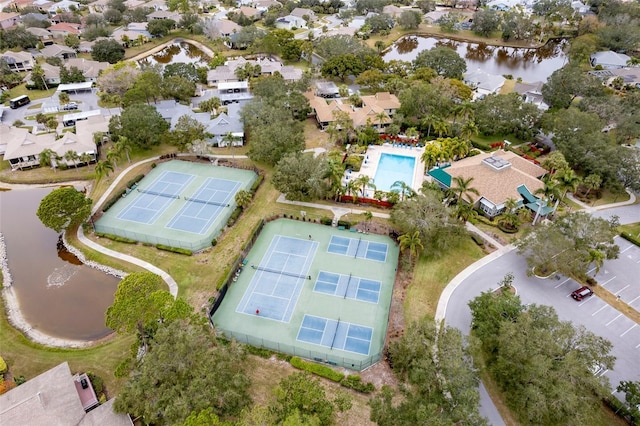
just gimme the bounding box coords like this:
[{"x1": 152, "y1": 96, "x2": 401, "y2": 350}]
[
  {"x1": 590, "y1": 51, "x2": 631, "y2": 67},
  {"x1": 360, "y1": 92, "x2": 400, "y2": 111},
  {"x1": 0, "y1": 362, "x2": 131, "y2": 426},
  {"x1": 464, "y1": 69, "x2": 506, "y2": 93},
  {"x1": 513, "y1": 81, "x2": 544, "y2": 95},
  {"x1": 40, "y1": 43, "x2": 76, "y2": 58},
  {"x1": 66, "y1": 57, "x2": 109, "y2": 78},
  {"x1": 290, "y1": 7, "x2": 316, "y2": 20},
  {"x1": 206, "y1": 111, "x2": 243, "y2": 135},
  {"x1": 48, "y1": 22, "x2": 81, "y2": 34},
  {"x1": 26, "y1": 27, "x2": 52, "y2": 37},
  {"x1": 429, "y1": 150, "x2": 546, "y2": 206},
  {"x1": 0, "y1": 12, "x2": 20, "y2": 21},
  {"x1": 238, "y1": 5, "x2": 261, "y2": 17},
  {"x1": 309, "y1": 92, "x2": 400, "y2": 126},
  {"x1": 147, "y1": 9, "x2": 179, "y2": 19},
  {"x1": 0, "y1": 50, "x2": 34, "y2": 64}
]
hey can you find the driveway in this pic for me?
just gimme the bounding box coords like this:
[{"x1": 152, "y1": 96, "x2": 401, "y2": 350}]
[{"x1": 444, "y1": 249, "x2": 640, "y2": 418}]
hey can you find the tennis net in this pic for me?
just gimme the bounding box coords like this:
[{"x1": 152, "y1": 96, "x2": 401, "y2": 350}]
[
  {"x1": 251, "y1": 265, "x2": 310, "y2": 280},
  {"x1": 138, "y1": 188, "x2": 180, "y2": 199},
  {"x1": 184, "y1": 196, "x2": 230, "y2": 208}
]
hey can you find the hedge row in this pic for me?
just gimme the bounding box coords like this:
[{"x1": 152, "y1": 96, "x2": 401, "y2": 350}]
[
  {"x1": 289, "y1": 357, "x2": 344, "y2": 382},
  {"x1": 604, "y1": 396, "x2": 639, "y2": 425},
  {"x1": 96, "y1": 232, "x2": 137, "y2": 244},
  {"x1": 227, "y1": 207, "x2": 243, "y2": 227},
  {"x1": 620, "y1": 232, "x2": 640, "y2": 248},
  {"x1": 340, "y1": 374, "x2": 375, "y2": 394},
  {"x1": 156, "y1": 244, "x2": 192, "y2": 256},
  {"x1": 250, "y1": 174, "x2": 264, "y2": 192},
  {"x1": 101, "y1": 174, "x2": 145, "y2": 212}
]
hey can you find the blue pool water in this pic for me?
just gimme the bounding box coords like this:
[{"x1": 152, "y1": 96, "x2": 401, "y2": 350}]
[{"x1": 373, "y1": 153, "x2": 416, "y2": 192}]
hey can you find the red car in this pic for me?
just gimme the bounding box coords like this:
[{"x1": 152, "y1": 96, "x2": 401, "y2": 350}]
[{"x1": 571, "y1": 286, "x2": 593, "y2": 301}]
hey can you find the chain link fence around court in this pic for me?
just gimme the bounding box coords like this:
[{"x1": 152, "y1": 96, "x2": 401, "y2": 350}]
[
  {"x1": 220, "y1": 329, "x2": 382, "y2": 371},
  {"x1": 94, "y1": 223, "x2": 220, "y2": 251}
]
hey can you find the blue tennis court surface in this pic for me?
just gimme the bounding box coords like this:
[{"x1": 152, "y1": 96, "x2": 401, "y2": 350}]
[
  {"x1": 297, "y1": 315, "x2": 372, "y2": 355},
  {"x1": 236, "y1": 236, "x2": 318, "y2": 322},
  {"x1": 314, "y1": 271, "x2": 381, "y2": 303},
  {"x1": 117, "y1": 171, "x2": 195, "y2": 224},
  {"x1": 166, "y1": 177, "x2": 241, "y2": 234},
  {"x1": 327, "y1": 236, "x2": 388, "y2": 262}
]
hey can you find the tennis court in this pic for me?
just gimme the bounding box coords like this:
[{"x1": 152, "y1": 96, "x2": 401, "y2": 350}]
[
  {"x1": 236, "y1": 236, "x2": 318, "y2": 322},
  {"x1": 211, "y1": 219, "x2": 399, "y2": 370},
  {"x1": 327, "y1": 235, "x2": 388, "y2": 262},
  {"x1": 297, "y1": 315, "x2": 373, "y2": 356},
  {"x1": 95, "y1": 160, "x2": 257, "y2": 251}
]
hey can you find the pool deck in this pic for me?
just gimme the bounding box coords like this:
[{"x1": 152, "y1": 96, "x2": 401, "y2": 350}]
[{"x1": 344, "y1": 143, "x2": 426, "y2": 198}]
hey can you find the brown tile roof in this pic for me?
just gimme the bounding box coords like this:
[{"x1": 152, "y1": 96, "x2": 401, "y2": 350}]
[{"x1": 446, "y1": 150, "x2": 546, "y2": 205}]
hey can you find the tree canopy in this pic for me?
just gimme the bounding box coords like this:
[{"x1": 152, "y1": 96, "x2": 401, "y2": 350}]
[
  {"x1": 109, "y1": 104, "x2": 170, "y2": 149},
  {"x1": 113, "y1": 321, "x2": 251, "y2": 424},
  {"x1": 469, "y1": 291, "x2": 615, "y2": 425},
  {"x1": 516, "y1": 211, "x2": 619, "y2": 278},
  {"x1": 273, "y1": 152, "x2": 330, "y2": 201},
  {"x1": 413, "y1": 47, "x2": 467, "y2": 80},
  {"x1": 91, "y1": 39, "x2": 125, "y2": 64},
  {"x1": 36, "y1": 187, "x2": 92, "y2": 233}
]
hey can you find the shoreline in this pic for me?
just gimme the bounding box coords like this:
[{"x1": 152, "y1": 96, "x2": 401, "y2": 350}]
[{"x1": 0, "y1": 182, "x2": 127, "y2": 349}]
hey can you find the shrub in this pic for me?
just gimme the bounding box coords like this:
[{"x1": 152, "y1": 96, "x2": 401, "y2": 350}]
[
  {"x1": 227, "y1": 207, "x2": 242, "y2": 227},
  {"x1": 96, "y1": 232, "x2": 137, "y2": 244},
  {"x1": 471, "y1": 233, "x2": 485, "y2": 246},
  {"x1": 340, "y1": 374, "x2": 375, "y2": 393},
  {"x1": 320, "y1": 217, "x2": 333, "y2": 226},
  {"x1": 250, "y1": 174, "x2": 264, "y2": 192},
  {"x1": 102, "y1": 188, "x2": 128, "y2": 212},
  {"x1": 156, "y1": 244, "x2": 193, "y2": 255},
  {"x1": 289, "y1": 357, "x2": 345, "y2": 382},
  {"x1": 211, "y1": 238, "x2": 217, "y2": 246},
  {"x1": 150, "y1": 162, "x2": 157, "y2": 168},
  {"x1": 86, "y1": 372, "x2": 104, "y2": 394},
  {"x1": 337, "y1": 219, "x2": 352, "y2": 229},
  {"x1": 620, "y1": 232, "x2": 640, "y2": 248},
  {"x1": 0, "y1": 356, "x2": 6, "y2": 374},
  {"x1": 497, "y1": 221, "x2": 518, "y2": 233},
  {"x1": 126, "y1": 174, "x2": 145, "y2": 188},
  {"x1": 245, "y1": 345, "x2": 275, "y2": 359}
]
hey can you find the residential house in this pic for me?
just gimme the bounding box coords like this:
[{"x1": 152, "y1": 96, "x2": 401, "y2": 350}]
[
  {"x1": 22, "y1": 12, "x2": 50, "y2": 24},
  {"x1": 40, "y1": 43, "x2": 77, "y2": 60},
  {"x1": 217, "y1": 80, "x2": 252, "y2": 104},
  {"x1": 487, "y1": 0, "x2": 520, "y2": 10},
  {"x1": 590, "y1": 51, "x2": 631, "y2": 69},
  {"x1": 0, "y1": 51, "x2": 35, "y2": 71},
  {"x1": 324, "y1": 26, "x2": 357, "y2": 37},
  {"x1": 514, "y1": 81, "x2": 549, "y2": 110},
  {"x1": 275, "y1": 15, "x2": 307, "y2": 30},
  {"x1": 207, "y1": 57, "x2": 302, "y2": 86},
  {"x1": 206, "y1": 18, "x2": 242, "y2": 37},
  {"x1": 26, "y1": 27, "x2": 54, "y2": 45},
  {"x1": 46, "y1": 0, "x2": 80, "y2": 14},
  {"x1": 308, "y1": 91, "x2": 400, "y2": 131},
  {"x1": 146, "y1": 0, "x2": 169, "y2": 11},
  {"x1": 290, "y1": 7, "x2": 316, "y2": 22},
  {"x1": 89, "y1": 0, "x2": 109, "y2": 12},
  {"x1": 463, "y1": 69, "x2": 506, "y2": 99},
  {"x1": 77, "y1": 40, "x2": 95, "y2": 53},
  {"x1": 315, "y1": 81, "x2": 340, "y2": 98},
  {"x1": 31, "y1": 0, "x2": 53, "y2": 12},
  {"x1": 124, "y1": 0, "x2": 145, "y2": 8},
  {"x1": 361, "y1": 92, "x2": 400, "y2": 117},
  {"x1": 382, "y1": 4, "x2": 403, "y2": 18},
  {"x1": 26, "y1": 62, "x2": 61, "y2": 86},
  {"x1": 237, "y1": 5, "x2": 262, "y2": 20},
  {"x1": 126, "y1": 21, "x2": 150, "y2": 34},
  {"x1": 112, "y1": 28, "x2": 148, "y2": 46},
  {"x1": 1, "y1": 125, "x2": 56, "y2": 170},
  {"x1": 348, "y1": 15, "x2": 367, "y2": 29},
  {"x1": 147, "y1": 10, "x2": 181, "y2": 21},
  {"x1": 0, "y1": 362, "x2": 132, "y2": 425},
  {"x1": 5, "y1": 0, "x2": 37, "y2": 12},
  {"x1": 253, "y1": 0, "x2": 281, "y2": 11},
  {"x1": 47, "y1": 22, "x2": 82, "y2": 37},
  {"x1": 589, "y1": 67, "x2": 640, "y2": 89},
  {"x1": 205, "y1": 108, "x2": 244, "y2": 146},
  {"x1": 428, "y1": 150, "x2": 549, "y2": 218},
  {"x1": 0, "y1": 11, "x2": 20, "y2": 29},
  {"x1": 424, "y1": 10, "x2": 449, "y2": 24},
  {"x1": 66, "y1": 57, "x2": 109, "y2": 81},
  {"x1": 570, "y1": 0, "x2": 590, "y2": 15}
]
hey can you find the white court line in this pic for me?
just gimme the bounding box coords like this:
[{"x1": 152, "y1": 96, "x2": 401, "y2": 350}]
[
  {"x1": 606, "y1": 314, "x2": 622, "y2": 326},
  {"x1": 600, "y1": 276, "x2": 617, "y2": 287},
  {"x1": 555, "y1": 278, "x2": 571, "y2": 288},
  {"x1": 614, "y1": 285, "x2": 630, "y2": 296},
  {"x1": 628, "y1": 295, "x2": 640, "y2": 305},
  {"x1": 621, "y1": 324, "x2": 638, "y2": 337},
  {"x1": 591, "y1": 305, "x2": 608, "y2": 316}
]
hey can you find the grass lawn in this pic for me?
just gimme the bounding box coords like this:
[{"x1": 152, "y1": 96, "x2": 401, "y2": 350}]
[
  {"x1": 404, "y1": 237, "x2": 485, "y2": 323},
  {"x1": 2, "y1": 84, "x2": 57, "y2": 106},
  {"x1": 619, "y1": 222, "x2": 640, "y2": 239},
  {"x1": 0, "y1": 296, "x2": 134, "y2": 396}
]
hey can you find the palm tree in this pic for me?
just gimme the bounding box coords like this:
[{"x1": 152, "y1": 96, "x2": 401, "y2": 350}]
[
  {"x1": 432, "y1": 118, "x2": 449, "y2": 138},
  {"x1": 499, "y1": 198, "x2": 521, "y2": 230},
  {"x1": 363, "y1": 210, "x2": 373, "y2": 232},
  {"x1": 353, "y1": 174, "x2": 374, "y2": 199},
  {"x1": 79, "y1": 152, "x2": 93, "y2": 166},
  {"x1": 405, "y1": 127, "x2": 419, "y2": 140},
  {"x1": 451, "y1": 175, "x2": 480, "y2": 204},
  {"x1": 583, "y1": 174, "x2": 601, "y2": 198},
  {"x1": 391, "y1": 180, "x2": 415, "y2": 202},
  {"x1": 421, "y1": 143, "x2": 441, "y2": 171},
  {"x1": 587, "y1": 249, "x2": 605, "y2": 276},
  {"x1": 398, "y1": 231, "x2": 424, "y2": 265},
  {"x1": 234, "y1": 190, "x2": 253, "y2": 209},
  {"x1": 460, "y1": 120, "x2": 478, "y2": 141},
  {"x1": 375, "y1": 111, "x2": 388, "y2": 132},
  {"x1": 555, "y1": 168, "x2": 582, "y2": 201},
  {"x1": 450, "y1": 137, "x2": 470, "y2": 160},
  {"x1": 222, "y1": 132, "x2": 236, "y2": 162},
  {"x1": 325, "y1": 158, "x2": 345, "y2": 200},
  {"x1": 39, "y1": 148, "x2": 56, "y2": 169},
  {"x1": 64, "y1": 150, "x2": 79, "y2": 168},
  {"x1": 106, "y1": 147, "x2": 120, "y2": 170},
  {"x1": 455, "y1": 202, "x2": 477, "y2": 223},
  {"x1": 421, "y1": 114, "x2": 437, "y2": 138},
  {"x1": 344, "y1": 180, "x2": 358, "y2": 200},
  {"x1": 374, "y1": 40, "x2": 385, "y2": 52},
  {"x1": 115, "y1": 137, "x2": 131, "y2": 163},
  {"x1": 94, "y1": 160, "x2": 114, "y2": 183}
]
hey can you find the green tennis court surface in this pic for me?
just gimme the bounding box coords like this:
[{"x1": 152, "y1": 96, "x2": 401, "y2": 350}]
[
  {"x1": 211, "y1": 219, "x2": 399, "y2": 370},
  {"x1": 95, "y1": 160, "x2": 256, "y2": 251}
]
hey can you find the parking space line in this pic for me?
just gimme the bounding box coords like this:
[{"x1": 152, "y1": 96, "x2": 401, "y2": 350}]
[
  {"x1": 621, "y1": 324, "x2": 638, "y2": 337},
  {"x1": 555, "y1": 278, "x2": 571, "y2": 288},
  {"x1": 620, "y1": 245, "x2": 634, "y2": 254},
  {"x1": 636, "y1": 342, "x2": 640, "y2": 349},
  {"x1": 628, "y1": 295, "x2": 640, "y2": 305},
  {"x1": 591, "y1": 305, "x2": 608, "y2": 316},
  {"x1": 606, "y1": 314, "x2": 622, "y2": 326},
  {"x1": 579, "y1": 297, "x2": 596, "y2": 307},
  {"x1": 614, "y1": 285, "x2": 630, "y2": 296},
  {"x1": 587, "y1": 267, "x2": 597, "y2": 274},
  {"x1": 600, "y1": 276, "x2": 617, "y2": 287}
]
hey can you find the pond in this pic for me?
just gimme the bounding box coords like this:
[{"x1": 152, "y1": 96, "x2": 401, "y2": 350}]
[
  {"x1": 384, "y1": 36, "x2": 567, "y2": 82},
  {"x1": 139, "y1": 41, "x2": 211, "y2": 67},
  {"x1": 0, "y1": 188, "x2": 120, "y2": 341}
]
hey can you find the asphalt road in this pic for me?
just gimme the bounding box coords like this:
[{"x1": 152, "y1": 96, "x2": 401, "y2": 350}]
[{"x1": 445, "y1": 246, "x2": 640, "y2": 424}]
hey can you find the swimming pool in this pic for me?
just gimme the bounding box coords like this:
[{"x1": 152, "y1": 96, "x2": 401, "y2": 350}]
[{"x1": 373, "y1": 153, "x2": 416, "y2": 192}]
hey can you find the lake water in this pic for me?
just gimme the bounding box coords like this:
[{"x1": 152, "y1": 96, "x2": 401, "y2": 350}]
[
  {"x1": 139, "y1": 41, "x2": 211, "y2": 67},
  {"x1": 384, "y1": 36, "x2": 567, "y2": 82},
  {"x1": 0, "y1": 188, "x2": 119, "y2": 340}
]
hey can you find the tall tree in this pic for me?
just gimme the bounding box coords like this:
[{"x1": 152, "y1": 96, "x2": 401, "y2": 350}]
[
  {"x1": 451, "y1": 175, "x2": 480, "y2": 204},
  {"x1": 36, "y1": 187, "x2": 92, "y2": 233},
  {"x1": 94, "y1": 160, "x2": 114, "y2": 183},
  {"x1": 413, "y1": 47, "x2": 467, "y2": 79},
  {"x1": 110, "y1": 104, "x2": 170, "y2": 149},
  {"x1": 272, "y1": 152, "x2": 329, "y2": 201},
  {"x1": 398, "y1": 230, "x2": 424, "y2": 264}
]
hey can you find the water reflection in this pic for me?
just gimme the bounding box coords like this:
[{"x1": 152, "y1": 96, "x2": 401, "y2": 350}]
[
  {"x1": 0, "y1": 188, "x2": 119, "y2": 340},
  {"x1": 142, "y1": 41, "x2": 211, "y2": 67},
  {"x1": 384, "y1": 36, "x2": 566, "y2": 82}
]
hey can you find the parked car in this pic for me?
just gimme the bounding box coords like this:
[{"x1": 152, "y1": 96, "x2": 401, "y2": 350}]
[
  {"x1": 60, "y1": 102, "x2": 78, "y2": 111},
  {"x1": 571, "y1": 286, "x2": 593, "y2": 301},
  {"x1": 80, "y1": 378, "x2": 88, "y2": 389}
]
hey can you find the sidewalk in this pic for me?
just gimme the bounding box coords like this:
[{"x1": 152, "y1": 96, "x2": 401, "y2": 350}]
[{"x1": 566, "y1": 189, "x2": 637, "y2": 213}]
